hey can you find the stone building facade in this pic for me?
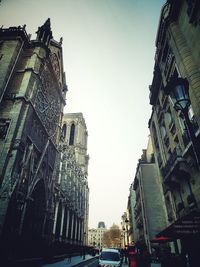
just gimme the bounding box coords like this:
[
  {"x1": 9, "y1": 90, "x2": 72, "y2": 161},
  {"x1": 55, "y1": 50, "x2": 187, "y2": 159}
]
[
  {"x1": 133, "y1": 137, "x2": 168, "y2": 253},
  {"x1": 0, "y1": 18, "x2": 67, "y2": 253},
  {"x1": 88, "y1": 222, "x2": 106, "y2": 248},
  {"x1": 149, "y1": 0, "x2": 200, "y2": 266},
  {"x1": 127, "y1": 183, "x2": 138, "y2": 245},
  {"x1": 53, "y1": 113, "x2": 89, "y2": 246}
]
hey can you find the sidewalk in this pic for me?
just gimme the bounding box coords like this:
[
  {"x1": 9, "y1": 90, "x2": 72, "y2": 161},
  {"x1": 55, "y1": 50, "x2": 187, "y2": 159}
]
[
  {"x1": 42, "y1": 254, "x2": 97, "y2": 267},
  {"x1": 120, "y1": 260, "x2": 161, "y2": 267}
]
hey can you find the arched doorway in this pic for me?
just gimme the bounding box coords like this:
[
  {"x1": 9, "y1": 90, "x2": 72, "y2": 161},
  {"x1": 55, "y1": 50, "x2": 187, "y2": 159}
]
[{"x1": 22, "y1": 180, "x2": 46, "y2": 239}]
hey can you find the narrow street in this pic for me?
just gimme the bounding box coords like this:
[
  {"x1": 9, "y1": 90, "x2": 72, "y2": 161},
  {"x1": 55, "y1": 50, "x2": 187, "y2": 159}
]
[
  {"x1": 42, "y1": 255, "x2": 98, "y2": 267},
  {"x1": 1, "y1": 1, "x2": 200, "y2": 267}
]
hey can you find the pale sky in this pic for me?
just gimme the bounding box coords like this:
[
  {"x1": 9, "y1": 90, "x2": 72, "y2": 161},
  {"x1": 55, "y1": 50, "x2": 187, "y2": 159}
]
[{"x1": 0, "y1": 0, "x2": 165, "y2": 229}]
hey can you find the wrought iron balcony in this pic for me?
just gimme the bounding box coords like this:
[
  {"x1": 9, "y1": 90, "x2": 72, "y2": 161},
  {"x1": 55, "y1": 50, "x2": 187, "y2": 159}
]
[
  {"x1": 161, "y1": 146, "x2": 186, "y2": 182},
  {"x1": 177, "y1": 202, "x2": 185, "y2": 212},
  {"x1": 167, "y1": 210, "x2": 175, "y2": 222},
  {"x1": 182, "y1": 130, "x2": 190, "y2": 147},
  {"x1": 182, "y1": 116, "x2": 199, "y2": 147},
  {"x1": 187, "y1": 193, "x2": 196, "y2": 207},
  {"x1": 191, "y1": 115, "x2": 199, "y2": 133},
  {"x1": 136, "y1": 216, "x2": 143, "y2": 229}
]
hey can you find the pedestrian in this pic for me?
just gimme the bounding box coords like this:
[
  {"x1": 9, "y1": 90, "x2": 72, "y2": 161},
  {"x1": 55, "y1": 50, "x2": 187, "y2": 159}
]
[
  {"x1": 124, "y1": 248, "x2": 128, "y2": 264},
  {"x1": 128, "y1": 248, "x2": 137, "y2": 267},
  {"x1": 120, "y1": 249, "x2": 124, "y2": 263},
  {"x1": 67, "y1": 253, "x2": 72, "y2": 263},
  {"x1": 82, "y1": 246, "x2": 86, "y2": 260},
  {"x1": 142, "y1": 250, "x2": 151, "y2": 267},
  {"x1": 67, "y1": 253, "x2": 71, "y2": 263}
]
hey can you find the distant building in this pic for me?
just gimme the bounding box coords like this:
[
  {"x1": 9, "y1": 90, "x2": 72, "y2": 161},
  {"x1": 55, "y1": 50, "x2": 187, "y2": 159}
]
[
  {"x1": 98, "y1": 221, "x2": 106, "y2": 228},
  {"x1": 88, "y1": 222, "x2": 106, "y2": 248},
  {"x1": 54, "y1": 113, "x2": 89, "y2": 245}
]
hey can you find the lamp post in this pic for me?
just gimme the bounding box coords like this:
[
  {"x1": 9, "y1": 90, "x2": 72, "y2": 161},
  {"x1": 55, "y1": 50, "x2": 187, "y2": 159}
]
[
  {"x1": 122, "y1": 227, "x2": 128, "y2": 263},
  {"x1": 122, "y1": 227, "x2": 126, "y2": 248},
  {"x1": 164, "y1": 76, "x2": 200, "y2": 167},
  {"x1": 120, "y1": 233, "x2": 123, "y2": 248}
]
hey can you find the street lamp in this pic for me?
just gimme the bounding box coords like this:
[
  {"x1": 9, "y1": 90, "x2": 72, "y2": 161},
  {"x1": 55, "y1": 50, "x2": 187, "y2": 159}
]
[
  {"x1": 122, "y1": 227, "x2": 126, "y2": 247},
  {"x1": 120, "y1": 233, "x2": 124, "y2": 248},
  {"x1": 122, "y1": 227, "x2": 128, "y2": 263},
  {"x1": 164, "y1": 76, "x2": 200, "y2": 167}
]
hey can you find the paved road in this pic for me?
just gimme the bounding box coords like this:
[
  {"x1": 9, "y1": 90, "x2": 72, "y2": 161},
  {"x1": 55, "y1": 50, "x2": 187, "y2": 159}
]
[
  {"x1": 42, "y1": 255, "x2": 97, "y2": 267},
  {"x1": 41, "y1": 255, "x2": 162, "y2": 267}
]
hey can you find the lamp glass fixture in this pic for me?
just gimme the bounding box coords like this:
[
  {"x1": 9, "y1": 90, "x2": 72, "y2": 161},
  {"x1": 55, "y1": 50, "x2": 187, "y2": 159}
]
[{"x1": 169, "y1": 79, "x2": 190, "y2": 111}]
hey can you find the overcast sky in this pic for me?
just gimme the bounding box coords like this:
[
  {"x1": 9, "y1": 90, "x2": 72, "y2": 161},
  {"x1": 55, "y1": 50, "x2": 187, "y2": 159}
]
[{"x1": 0, "y1": 0, "x2": 165, "y2": 229}]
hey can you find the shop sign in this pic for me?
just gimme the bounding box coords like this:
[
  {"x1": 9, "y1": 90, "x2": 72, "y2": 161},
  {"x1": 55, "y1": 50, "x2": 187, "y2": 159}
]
[{"x1": 172, "y1": 216, "x2": 200, "y2": 235}]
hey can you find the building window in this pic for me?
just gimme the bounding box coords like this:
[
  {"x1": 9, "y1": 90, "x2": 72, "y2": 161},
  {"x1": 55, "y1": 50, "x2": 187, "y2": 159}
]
[
  {"x1": 152, "y1": 122, "x2": 159, "y2": 150},
  {"x1": 0, "y1": 119, "x2": 10, "y2": 140},
  {"x1": 186, "y1": 0, "x2": 200, "y2": 25},
  {"x1": 161, "y1": 42, "x2": 169, "y2": 63},
  {"x1": 61, "y1": 123, "x2": 67, "y2": 140},
  {"x1": 160, "y1": 125, "x2": 167, "y2": 139},
  {"x1": 69, "y1": 123, "x2": 75, "y2": 145}
]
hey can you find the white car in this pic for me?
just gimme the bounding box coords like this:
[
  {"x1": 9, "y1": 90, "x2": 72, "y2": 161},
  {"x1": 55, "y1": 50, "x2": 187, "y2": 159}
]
[{"x1": 99, "y1": 248, "x2": 121, "y2": 267}]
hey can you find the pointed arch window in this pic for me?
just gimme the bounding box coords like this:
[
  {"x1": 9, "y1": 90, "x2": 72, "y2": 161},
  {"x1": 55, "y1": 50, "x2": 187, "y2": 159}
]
[
  {"x1": 61, "y1": 123, "x2": 67, "y2": 140},
  {"x1": 69, "y1": 123, "x2": 75, "y2": 145}
]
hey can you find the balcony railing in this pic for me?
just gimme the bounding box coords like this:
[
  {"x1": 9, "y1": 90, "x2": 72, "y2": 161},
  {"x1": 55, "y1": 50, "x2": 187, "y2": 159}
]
[
  {"x1": 187, "y1": 193, "x2": 196, "y2": 207},
  {"x1": 177, "y1": 202, "x2": 185, "y2": 212},
  {"x1": 136, "y1": 216, "x2": 143, "y2": 229},
  {"x1": 167, "y1": 210, "x2": 175, "y2": 222},
  {"x1": 191, "y1": 116, "x2": 199, "y2": 133},
  {"x1": 161, "y1": 146, "x2": 184, "y2": 180},
  {"x1": 182, "y1": 116, "x2": 199, "y2": 147}
]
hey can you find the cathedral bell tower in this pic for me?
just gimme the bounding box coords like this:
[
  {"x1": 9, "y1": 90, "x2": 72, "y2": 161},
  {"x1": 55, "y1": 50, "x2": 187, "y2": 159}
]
[{"x1": 36, "y1": 18, "x2": 53, "y2": 46}]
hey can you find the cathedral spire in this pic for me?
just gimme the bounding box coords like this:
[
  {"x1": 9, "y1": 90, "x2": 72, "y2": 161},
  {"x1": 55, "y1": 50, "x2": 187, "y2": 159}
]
[{"x1": 36, "y1": 18, "x2": 53, "y2": 46}]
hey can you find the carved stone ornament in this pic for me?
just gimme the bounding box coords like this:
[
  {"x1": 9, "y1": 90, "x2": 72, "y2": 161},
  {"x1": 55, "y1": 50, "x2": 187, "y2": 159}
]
[
  {"x1": 0, "y1": 119, "x2": 10, "y2": 139},
  {"x1": 50, "y1": 53, "x2": 60, "y2": 81},
  {"x1": 186, "y1": 0, "x2": 200, "y2": 25},
  {"x1": 36, "y1": 62, "x2": 61, "y2": 137}
]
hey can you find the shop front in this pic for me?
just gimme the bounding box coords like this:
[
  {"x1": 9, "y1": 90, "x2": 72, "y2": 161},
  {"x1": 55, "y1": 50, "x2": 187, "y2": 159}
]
[{"x1": 156, "y1": 210, "x2": 200, "y2": 267}]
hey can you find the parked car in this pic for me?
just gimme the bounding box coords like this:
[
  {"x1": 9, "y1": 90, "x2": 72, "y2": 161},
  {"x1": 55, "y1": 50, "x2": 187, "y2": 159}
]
[{"x1": 99, "y1": 248, "x2": 121, "y2": 267}]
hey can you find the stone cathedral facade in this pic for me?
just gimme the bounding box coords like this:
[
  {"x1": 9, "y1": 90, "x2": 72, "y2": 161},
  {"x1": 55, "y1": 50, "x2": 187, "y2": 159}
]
[
  {"x1": 0, "y1": 19, "x2": 66, "y2": 244},
  {"x1": 0, "y1": 20, "x2": 90, "y2": 260}
]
